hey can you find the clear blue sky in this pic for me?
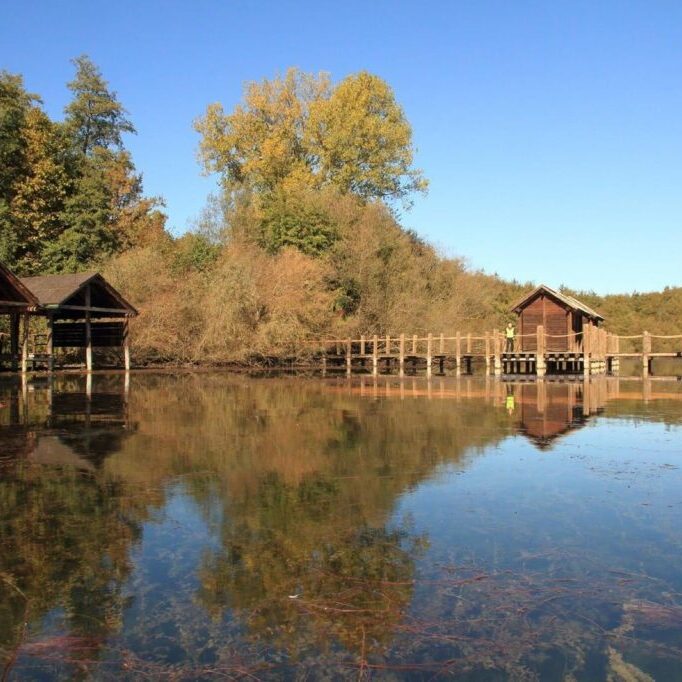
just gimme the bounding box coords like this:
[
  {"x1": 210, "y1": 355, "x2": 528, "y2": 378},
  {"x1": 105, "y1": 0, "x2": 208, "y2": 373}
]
[{"x1": 2, "y1": 1, "x2": 681, "y2": 294}]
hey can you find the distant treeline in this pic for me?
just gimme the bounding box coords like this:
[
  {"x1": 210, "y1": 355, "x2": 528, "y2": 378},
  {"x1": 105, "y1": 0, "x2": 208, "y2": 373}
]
[{"x1": 1, "y1": 61, "x2": 679, "y2": 364}]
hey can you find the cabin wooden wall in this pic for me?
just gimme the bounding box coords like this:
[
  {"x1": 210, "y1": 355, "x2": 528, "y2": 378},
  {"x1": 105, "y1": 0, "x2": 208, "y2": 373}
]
[{"x1": 519, "y1": 294, "x2": 572, "y2": 351}]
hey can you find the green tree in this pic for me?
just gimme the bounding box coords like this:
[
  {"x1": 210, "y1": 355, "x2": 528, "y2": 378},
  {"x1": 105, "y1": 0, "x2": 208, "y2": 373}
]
[
  {"x1": 259, "y1": 187, "x2": 337, "y2": 255},
  {"x1": 0, "y1": 72, "x2": 39, "y2": 267},
  {"x1": 64, "y1": 55, "x2": 135, "y2": 155},
  {"x1": 10, "y1": 108, "x2": 71, "y2": 273},
  {"x1": 41, "y1": 56, "x2": 166, "y2": 272}
]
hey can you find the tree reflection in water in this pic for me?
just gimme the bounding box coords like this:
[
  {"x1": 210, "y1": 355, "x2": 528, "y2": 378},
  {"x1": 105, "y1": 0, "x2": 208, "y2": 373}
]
[{"x1": 0, "y1": 374, "x2": 680, "y2": 679}]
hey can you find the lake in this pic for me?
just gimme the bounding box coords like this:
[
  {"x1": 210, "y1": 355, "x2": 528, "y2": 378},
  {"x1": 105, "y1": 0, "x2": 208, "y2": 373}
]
[{"x1": 1, "y1": 373, "x2": 681, "y2": 680}]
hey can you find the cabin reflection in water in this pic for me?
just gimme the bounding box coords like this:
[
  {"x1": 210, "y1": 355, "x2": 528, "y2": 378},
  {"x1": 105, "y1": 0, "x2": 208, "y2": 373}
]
[
  {"x1": 513, "y1": 381, "x2": 607, "y2": 449},
  {"x1": 0, "y1": 374, "x2": 134, "y2": 467}
]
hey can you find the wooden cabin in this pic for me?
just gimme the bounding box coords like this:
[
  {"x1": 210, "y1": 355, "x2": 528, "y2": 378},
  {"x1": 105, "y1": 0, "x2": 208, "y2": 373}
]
[{"x1": 510, "y1": 284, "x2": 603, "y2": 352}]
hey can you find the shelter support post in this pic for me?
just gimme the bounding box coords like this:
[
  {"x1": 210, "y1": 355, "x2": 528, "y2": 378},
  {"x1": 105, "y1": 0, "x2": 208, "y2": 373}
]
[
  {"x1": 123, "y1": 318, "x2": 131, "y2": 371},
  {"x1": 46, "y1": 314, "x2": 54, "y2": 372},
  {"x1": 21, "y1": 312, "x2": 29, "y2": 374},
  {"x1": 10, "y1": 313, "x2": 19, "y2": 372},
  {"x1": 85, "y1": 285, "x2": 93, "y2": 372}
]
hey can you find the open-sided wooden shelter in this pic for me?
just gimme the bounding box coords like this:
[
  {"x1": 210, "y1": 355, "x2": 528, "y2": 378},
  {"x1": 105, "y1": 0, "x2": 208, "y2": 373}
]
[
  {"x1": 510, "y1": 284, "x2": 603, "y2": 352},
  {"x1": 0, "y1": 262, "x2": 39, "y2": 371},
  {"x1": 20, "y1": 271, "x2": 138, "y2": 371},
  {"x1": 0, "y1": 260, "x2": 137, "y2": 372}
]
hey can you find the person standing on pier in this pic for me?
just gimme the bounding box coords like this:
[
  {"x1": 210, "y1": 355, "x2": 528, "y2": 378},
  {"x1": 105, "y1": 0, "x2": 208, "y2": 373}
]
[{"x1": 505, "y1": 322, "x2": 515, "y2": 352}]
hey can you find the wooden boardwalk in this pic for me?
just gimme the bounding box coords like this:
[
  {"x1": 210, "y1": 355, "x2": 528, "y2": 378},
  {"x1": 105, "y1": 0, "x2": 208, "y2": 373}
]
[{"x1": 316, "y1": 327, "x2": 682, "y2": 377}]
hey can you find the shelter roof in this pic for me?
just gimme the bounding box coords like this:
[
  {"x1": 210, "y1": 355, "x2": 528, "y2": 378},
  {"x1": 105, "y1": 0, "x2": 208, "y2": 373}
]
[
  {"x1": 510, "y1": 284, "x2": 604, "y2": 321},
  {"x1": 0, "y1": 261, "x2": 39, "y2": 308},
  {"x1": 20, "y1": 272, "x2": 137, "y2": 316}
]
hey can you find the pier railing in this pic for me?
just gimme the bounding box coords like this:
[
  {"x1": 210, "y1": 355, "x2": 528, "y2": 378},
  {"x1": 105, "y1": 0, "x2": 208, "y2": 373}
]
[{"x1": 311, "y1": 327, "x2": 682, "y2": 377}]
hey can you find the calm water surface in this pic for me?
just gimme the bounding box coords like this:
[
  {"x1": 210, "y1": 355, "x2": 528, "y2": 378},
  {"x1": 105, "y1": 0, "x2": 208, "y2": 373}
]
[{"x1": 1, "y1": 373, "x2": 681, "y2": 680}]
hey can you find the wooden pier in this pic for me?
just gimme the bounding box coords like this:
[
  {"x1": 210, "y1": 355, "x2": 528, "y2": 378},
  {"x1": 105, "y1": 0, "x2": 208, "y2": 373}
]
[{"x1": 315, "y1": 326, "x2": 682, "y2": 378}]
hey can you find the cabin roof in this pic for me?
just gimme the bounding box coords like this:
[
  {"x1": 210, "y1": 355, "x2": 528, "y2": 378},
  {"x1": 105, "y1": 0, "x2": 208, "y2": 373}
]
[
  {"x1": 510, "y1": 284, "x2": 604, "y2": 321},
  {"x1": 0, "y1": 262, "x2": 39, "y2": 308},
  {"x1": 20, "y1": 272, "x2": 138, "y2": 316}
]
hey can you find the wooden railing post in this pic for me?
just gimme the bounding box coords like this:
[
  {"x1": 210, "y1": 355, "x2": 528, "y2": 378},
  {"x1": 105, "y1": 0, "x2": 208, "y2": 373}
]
[
  {"x1": 372, "y1": 334, "x2": 378, "y2": 377},
  {"x1": 583, "y1": 324, "x2": 591, "y2": 377},
  {"x1": 360, "y1": 335, "x2": 366, "y2": 356},
  {"x1": 346, "y1": 338, "x2": 352, "y2": 375},
  {"x1": 485, "y1": 332, "x2": 491, "y2": 374},
  {"x1": 493, "y1": 330, "x2": 502, "y2": 376},
  {"x1": 412, "y1": 334, "x2": 417, "y2": 355},
  {"x1": 426, "y1": 333, "x2": 433, "y2": 378},
  {"x1": 439, "y1": 332, "x2": 445, "y2": 355},
  {"x1": 611, "y1": 334, "x2": 620, "y2": 375},
  {"x1": 455, "y1": 331, "x2": 462, "y2": 376},
  {"x1": 466, "y1": 333, "x2": 472, "y2": 355},
  {"x1": 642, "y1": 331, "x2": 651, "y2": 377},
  {"x1": 399, "y1": 333, "x2": 405, "y2": 377},
  {"x1": 536, "y1": 325, "x2": 546, "y2": 377}
]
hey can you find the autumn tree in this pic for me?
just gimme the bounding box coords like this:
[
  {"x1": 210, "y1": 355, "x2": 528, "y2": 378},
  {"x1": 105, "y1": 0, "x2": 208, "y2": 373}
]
[
  {"x1": 195, "y1": 68, "x2": 427, "y2": 255},
  {"x1": 307, "y1": 71, "x2": 427, "y2": 204}
]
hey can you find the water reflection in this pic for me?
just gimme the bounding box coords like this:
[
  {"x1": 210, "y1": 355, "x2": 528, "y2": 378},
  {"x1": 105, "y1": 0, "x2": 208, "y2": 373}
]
[{"x1": 0, "y1": 374, "x2": 681, "y2": 679}]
